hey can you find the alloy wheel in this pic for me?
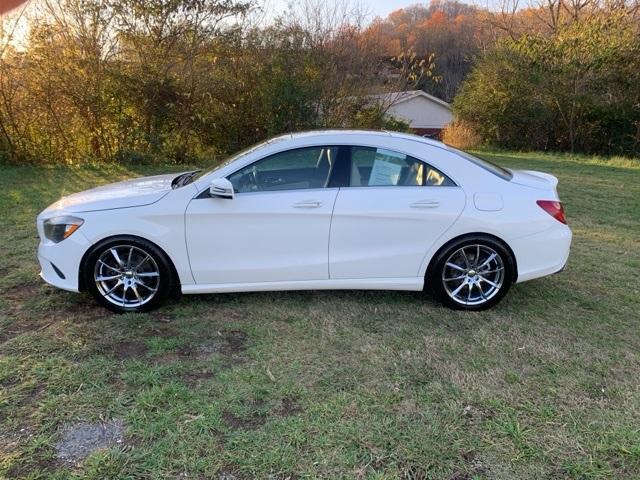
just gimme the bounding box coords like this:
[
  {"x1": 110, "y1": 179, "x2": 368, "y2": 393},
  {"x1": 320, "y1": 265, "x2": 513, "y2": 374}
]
[
  {"x1": 441, "y1": 244, "x2": 505, "y2": 306},
  {"x1": 93, "y1": 245, "x2": 160, "y2": 309}
]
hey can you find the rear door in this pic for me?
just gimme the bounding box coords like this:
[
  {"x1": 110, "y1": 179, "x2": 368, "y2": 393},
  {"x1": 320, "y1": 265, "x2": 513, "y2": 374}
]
[{"x1": 329, "y1": 146, "x2": 466, "y2": 279}]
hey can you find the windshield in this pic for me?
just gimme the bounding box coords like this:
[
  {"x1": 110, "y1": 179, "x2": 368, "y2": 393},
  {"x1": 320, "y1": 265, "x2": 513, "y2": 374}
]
[
  {"x1": 195, "y1": 136, "x2": 289, "y2": 180},
  {"x1": 449, "y1": 147, "x2": 513, "y2": 181}
]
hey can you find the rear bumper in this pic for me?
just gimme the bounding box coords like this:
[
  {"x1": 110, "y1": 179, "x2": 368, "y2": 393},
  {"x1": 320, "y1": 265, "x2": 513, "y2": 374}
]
[
  {"x1": 512, "y1": 223, "x2": 572, "y2": 283},
  {"x1": 37, "y1": 232, "x2": 92, "y2": 292}
]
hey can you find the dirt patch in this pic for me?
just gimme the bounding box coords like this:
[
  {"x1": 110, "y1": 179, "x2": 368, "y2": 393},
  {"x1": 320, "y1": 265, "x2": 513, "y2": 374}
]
[
  {"x1": 66, "y1": 302, "x2": 112, "y2": 322},
  {"x1": 0, "y1": 320, "x2": 56, "y2": 345},
  {"x1": 154, "y1": 313, "x2": 175, "y2": 323},
  {"x1": 220, "y1": 330, "x2": 248, "y2": 355},
  {"x1": 0, "y1": 285, "x2": 112, "y2": 346},
  {"x1": 55, "y1": 419, "x2": 124, "y2": 465},
  {"x1": 218, "y1": 472, "x2": 238, "y2": 480},
  {"x1": 147, "y1": 319, "x2": 179, "y2": 338},
  {"x1": 174, "y1": 330, "x2": 248, "y2": 359},
  {"x1": 217, "y1": 465, "x2": 250, "y2": 480},
  {"x1": 150, "y1": 352, "x2": 184, "y2": 365},
  {"x1": 218, "y1": 309, "x2": 245, "y2": 321},
  {"x1": 1, "y1": 282, "x2": 42, "y2": 305},
  {"x1": 5, "y1": 456, "x2": 56, "y2": 478},
  {"x1": 0, "y1": 284, "x2": 57, "y2": 343},
  {"x1": 0, "y1": 324, "x2": 29, "y2": 345},
  {"x1": 17, "y1": 384, "x2": 45, "y2": 407},
  {"x1": 113, "y1": 341, "x2": 147, "y2": 359},
  {"x1": 150, "y1": 345, "x2": 217, "y2": 365},
  {"x1": 275, "y1": 396, "x2": 303, "y2": 417},
  {"x1": 0, "y1": 372, "x2": 20, "y2": 388},
  {"x1": 148, "y1": 330, "x2": 248, "y2": 367},
  {"x1": 217, "y1": 330, "x2": 249, "y2": 368},
  {"x1": 1, "y1": 425, "x2": 34, "y2": 456},
  {"x1": 180, "y1": 343, "x2": 220, "y2": 357},
  {"x1": 221, "y1": 410, "x2": 266, "y2": 431},
  {"x1": 446, "y1": 450, "x2": 488, "y2": 480},
  {"x1": 182, "y1": 369, "x2": 216, "y2": 386}
]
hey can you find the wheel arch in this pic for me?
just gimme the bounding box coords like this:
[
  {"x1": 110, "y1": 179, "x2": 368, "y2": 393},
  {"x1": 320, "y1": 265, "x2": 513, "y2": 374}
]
[
  {"x1": 424, "y1": 232, "x2": 518, "y2": 287},
  {"x1": 78, "y1": 234, "x2": 181, "y2": 293}
]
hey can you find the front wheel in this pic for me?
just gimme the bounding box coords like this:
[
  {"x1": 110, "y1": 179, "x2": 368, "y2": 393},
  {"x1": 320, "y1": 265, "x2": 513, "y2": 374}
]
[
  {"x1": 84, "y1": 237, "x2": 175, "y2": 313},
  {"x1": 430, "y1": 236, "x2": 515, "y2": 311}
]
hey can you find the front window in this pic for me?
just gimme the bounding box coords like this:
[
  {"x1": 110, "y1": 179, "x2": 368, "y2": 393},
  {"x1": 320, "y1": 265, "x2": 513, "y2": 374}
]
[
  {"x1": 228, "y1": 146, "x2": 338, "y2": 193},
  {"x1": 349, "y1": 146, "x2": 455, "y2": 187}
]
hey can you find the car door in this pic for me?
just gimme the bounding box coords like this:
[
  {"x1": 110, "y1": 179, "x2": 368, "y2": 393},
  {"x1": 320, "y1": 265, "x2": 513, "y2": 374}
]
[
  {"x1": 185, "y1": 146, "x2": 340, "y2": 285},
  {"x1": 329, "y1": 146, "x2": 466, "y2": 279}
]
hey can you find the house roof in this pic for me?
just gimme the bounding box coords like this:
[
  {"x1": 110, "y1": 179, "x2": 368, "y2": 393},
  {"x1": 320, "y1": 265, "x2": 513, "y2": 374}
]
[{"x1": 366, "y1": 90, "x2": 452, "y2": 111}]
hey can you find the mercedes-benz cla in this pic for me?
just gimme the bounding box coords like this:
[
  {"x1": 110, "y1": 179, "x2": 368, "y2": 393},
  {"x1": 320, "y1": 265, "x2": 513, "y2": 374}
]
[{"x1": 37, "y1": 130, "x2": 571, "y2": 312}]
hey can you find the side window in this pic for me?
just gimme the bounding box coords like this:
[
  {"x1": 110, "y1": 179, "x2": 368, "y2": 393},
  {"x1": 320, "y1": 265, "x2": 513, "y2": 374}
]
[
  {"x1": 228, "y1": 146, "x2": 338, "y2": 193},
  {"x1": 349, "y1": 146, "x2": 455, "y2": 187}
]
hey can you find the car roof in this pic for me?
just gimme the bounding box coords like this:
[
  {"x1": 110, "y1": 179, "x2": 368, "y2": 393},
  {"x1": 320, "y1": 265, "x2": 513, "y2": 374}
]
[{"x1": 286, "y1": 129, "x2": 446, "y2": 149}]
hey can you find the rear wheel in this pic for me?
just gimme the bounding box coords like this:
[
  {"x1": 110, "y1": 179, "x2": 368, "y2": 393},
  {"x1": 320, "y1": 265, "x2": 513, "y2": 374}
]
[
  {"x1": 430, "y1": 236, "x2": 514, "y2": 311},
  {"x1": 84, "y1": 237, "x2": 174, "y2": 313}
]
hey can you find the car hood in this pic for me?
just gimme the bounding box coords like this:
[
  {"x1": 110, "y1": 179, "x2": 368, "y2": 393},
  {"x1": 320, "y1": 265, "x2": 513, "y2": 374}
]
[{"x1": 42, "y1": 172, "x2": 190, "y2": 214}]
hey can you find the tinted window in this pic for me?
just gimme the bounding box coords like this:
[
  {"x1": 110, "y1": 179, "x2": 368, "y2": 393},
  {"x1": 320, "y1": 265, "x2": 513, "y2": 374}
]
[
  {"x1": 228, "y1": 146, "x2": 337, "y2": 193},
  {"x1": 349, "y1": 146, "x2": 455, "y2": 187}
]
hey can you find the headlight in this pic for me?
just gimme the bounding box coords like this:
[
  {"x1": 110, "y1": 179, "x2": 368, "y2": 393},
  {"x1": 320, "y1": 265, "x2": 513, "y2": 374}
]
[{"x1": 43, "y1": 216, "x2": 84, "y2": 243}]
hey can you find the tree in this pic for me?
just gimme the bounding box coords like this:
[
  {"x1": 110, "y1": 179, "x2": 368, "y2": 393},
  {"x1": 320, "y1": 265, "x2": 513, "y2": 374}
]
[
  {"x1": 454, "y1": 11, "x2": 640, "y2": 154},
  {"x1": 0, "y1": 0, "x2": 419, "y2": 164},
  {"x1": 361, "y1": 1, "x2": 488, "y2": 102}
]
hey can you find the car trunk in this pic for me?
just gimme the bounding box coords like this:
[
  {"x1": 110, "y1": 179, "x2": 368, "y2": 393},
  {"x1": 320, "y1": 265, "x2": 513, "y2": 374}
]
[{"x1": 509, "y1": 169, "x2": 559, "y2": 197}]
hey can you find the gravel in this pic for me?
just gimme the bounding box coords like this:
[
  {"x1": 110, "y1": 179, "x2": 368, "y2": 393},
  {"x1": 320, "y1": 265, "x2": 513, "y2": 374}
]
[{"x1": 55, "y1": 419, "x2": 124, "y2": 464}]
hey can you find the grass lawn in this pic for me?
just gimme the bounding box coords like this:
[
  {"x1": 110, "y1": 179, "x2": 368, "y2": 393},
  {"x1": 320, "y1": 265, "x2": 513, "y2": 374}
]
[{"x1": 0, "y1": 150, "x2": 639, "y2": 479}]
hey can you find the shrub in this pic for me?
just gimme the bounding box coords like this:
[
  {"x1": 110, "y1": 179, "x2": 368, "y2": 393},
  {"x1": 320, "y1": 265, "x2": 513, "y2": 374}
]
[
  {"x1": 453, "y1": 13, "x2": 640, "y2": 155},
  {"x1": 441, "y1": 120, "x2": 481, "y2": 149}
]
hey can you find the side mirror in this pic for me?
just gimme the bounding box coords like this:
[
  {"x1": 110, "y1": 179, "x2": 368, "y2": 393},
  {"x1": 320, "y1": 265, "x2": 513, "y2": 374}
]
[{"x1": 209, "y1": 178, "x2": 234, "y2": 199}]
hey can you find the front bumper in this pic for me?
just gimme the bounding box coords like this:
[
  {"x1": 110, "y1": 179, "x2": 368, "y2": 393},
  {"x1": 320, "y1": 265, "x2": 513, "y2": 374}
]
[{"x1": 37, "y1": 231, "x2": 92, "y2": 292}]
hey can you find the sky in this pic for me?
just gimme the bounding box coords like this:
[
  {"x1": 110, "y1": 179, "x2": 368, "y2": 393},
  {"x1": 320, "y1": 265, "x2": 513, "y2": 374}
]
[
  {"x1": 261, "y1": 0, "x2": 417, "y2": 19},
  {"x1": 261, "y1": 0, "x2": 496, "y2": 21}
]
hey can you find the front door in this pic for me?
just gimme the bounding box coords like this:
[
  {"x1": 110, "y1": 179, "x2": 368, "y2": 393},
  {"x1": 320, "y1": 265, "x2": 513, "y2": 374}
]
[{"x1": 186, "y1": 146, "x2": 339, "y2": 285}]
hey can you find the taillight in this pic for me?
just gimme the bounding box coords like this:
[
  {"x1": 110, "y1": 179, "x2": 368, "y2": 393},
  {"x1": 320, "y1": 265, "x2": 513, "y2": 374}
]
[{"x1": 537, "y1": 200, "x2": 567, "y2": 224}]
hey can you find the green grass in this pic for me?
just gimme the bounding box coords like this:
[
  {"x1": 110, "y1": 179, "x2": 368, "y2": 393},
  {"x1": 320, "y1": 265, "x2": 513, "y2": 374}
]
[{"x1": 0, "y1": 151, "x2": 639, "y2": 479}]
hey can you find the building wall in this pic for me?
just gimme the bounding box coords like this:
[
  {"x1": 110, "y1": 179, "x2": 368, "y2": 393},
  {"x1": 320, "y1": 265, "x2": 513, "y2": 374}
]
[{"x1": 386, "y1": 96, "x2": 453, "y2": 130}]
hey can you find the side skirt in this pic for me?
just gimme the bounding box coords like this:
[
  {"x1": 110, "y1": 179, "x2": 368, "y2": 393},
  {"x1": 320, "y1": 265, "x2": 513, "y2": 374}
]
[{"x1": 181, "y1": 277, "x2": 424, "y2": 294}]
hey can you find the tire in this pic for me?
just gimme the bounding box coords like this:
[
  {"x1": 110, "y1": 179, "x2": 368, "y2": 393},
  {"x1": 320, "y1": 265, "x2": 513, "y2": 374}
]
[
  {"x1": 83, "y1": 236, "x2": 175, "y2": 313},
  {"x1": 428, "y1": 235, "x2": 515, "y2": 311}
]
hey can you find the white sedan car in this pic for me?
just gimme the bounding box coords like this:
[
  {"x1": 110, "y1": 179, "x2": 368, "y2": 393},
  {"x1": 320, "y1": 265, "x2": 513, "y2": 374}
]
[{"x1": 37, "y1": 130, "x2": 571, "y2": 312}]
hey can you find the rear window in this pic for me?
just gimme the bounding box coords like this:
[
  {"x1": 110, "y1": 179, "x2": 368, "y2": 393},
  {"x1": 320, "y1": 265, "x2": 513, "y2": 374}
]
[
  {"x1": 450, "y1": 147, "x2": 513, "y2": 181},
  {"x1": 349, "y1": 146, "x2": 455, "y2": 187}
]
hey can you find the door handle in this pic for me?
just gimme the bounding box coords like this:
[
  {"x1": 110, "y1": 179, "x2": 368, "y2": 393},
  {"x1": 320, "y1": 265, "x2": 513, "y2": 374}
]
[
  {"x1": 293, "y1": 200, "x2": 321, "y2": 208},
  {"x1": 410, "y1": 200, "x2": 440, "y2": 208}
]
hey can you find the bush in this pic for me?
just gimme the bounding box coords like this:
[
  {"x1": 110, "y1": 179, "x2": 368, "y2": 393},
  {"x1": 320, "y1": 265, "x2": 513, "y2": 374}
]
[
  {"x1": 0, "y1": 0, "x2": 408, "y2": 165},
  {"x1": 441, "y1": 120, "x2": 481, "y2": 149},
  {"x1": 453, "y1": 13, "x2": 640, "y2": 155},
  {"x1": 349, "y1": 105, "x2": 413, "y2": 132}
]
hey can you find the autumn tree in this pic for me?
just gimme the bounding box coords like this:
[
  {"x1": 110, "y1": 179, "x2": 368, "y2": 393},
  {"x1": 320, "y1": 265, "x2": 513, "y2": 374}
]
[
  {"x1": 361, "y1": 1, "x2": 489, "y2": 102},
  {"x1": 0, "y1": 0, "x2": 416, "y2": 164}
]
